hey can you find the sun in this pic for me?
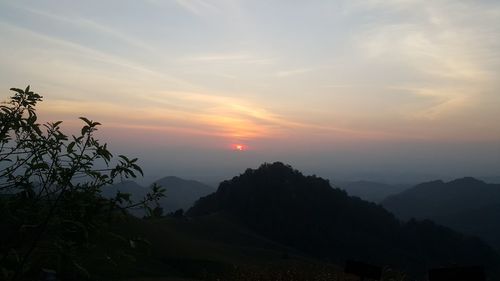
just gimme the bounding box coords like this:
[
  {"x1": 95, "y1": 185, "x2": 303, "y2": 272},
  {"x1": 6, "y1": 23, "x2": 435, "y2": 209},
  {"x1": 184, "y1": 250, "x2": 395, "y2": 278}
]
[{"x1": 234, "y1": 144, "x2": 245, "y2": 151}]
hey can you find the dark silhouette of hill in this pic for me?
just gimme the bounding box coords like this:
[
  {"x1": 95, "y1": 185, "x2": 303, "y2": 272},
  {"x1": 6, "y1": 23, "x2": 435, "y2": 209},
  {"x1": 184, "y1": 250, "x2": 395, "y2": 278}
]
[
  {"x1": 438, "y1": 204, "x2": 500, "y2": 252},
  {"x1": 382, "y1": 177, "x2": 500, "y2": 250},
  {"x1": 333, "y1": 180, "x2": 410, "y2": 202},
  {"x1": 188, "y1": 163, "x2": 500, "y2": 278},
  {"x1": 105, "y1": 177, "x2": 214, "y2": 215},
  {"x1": 480, "y1": 176, "x2": 500, "y2": 184},
  {"x1": 110, "y1": 213, "x2": 348, "y2": 280}
]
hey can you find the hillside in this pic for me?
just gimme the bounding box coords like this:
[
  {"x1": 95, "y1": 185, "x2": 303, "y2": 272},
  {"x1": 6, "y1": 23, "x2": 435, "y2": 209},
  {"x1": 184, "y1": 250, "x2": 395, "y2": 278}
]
[
  {"x1": 333, "y1": 180, "x2": 409, "y2": 202},
  {"x1": 109, "y1": 213, "x2": 348, "y2": 281},
  {"x1": 438, "y1": 204, "x2": 500, "y2": 252},
  {"x1": 382, "y1": 178, "x2": 500, "y2": 250},
  {"x1": 188, "y1": 163, "x2": 500, "y2": 278}
]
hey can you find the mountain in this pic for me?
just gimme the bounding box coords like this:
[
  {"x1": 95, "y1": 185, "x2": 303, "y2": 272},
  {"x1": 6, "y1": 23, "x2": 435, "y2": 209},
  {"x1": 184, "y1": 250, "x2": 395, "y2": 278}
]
[
  {"x1": 480, "y1": 176, "x2": 500, "y2": 184},
  {"x1": 333, "y1": 180, "x2": 410, "y2": 202},
  {"x1": 188, "y1": 163, "x2": 500, "y2": 278},
  {"x1": 105, "y1": 176, "x2": 215, "y2": 216},
  {"x1": 382, "y1": 177, "x2": 500, "y2": 250},
  {"x1": 153, "y1": 176, "x2": 215, "y2": 213},
  {"x1": 103, "y1": 180, "x2": 146, "y2": 197},
  {"x1": 438, "y1": 204, "x2": 500, "y2": 252}
]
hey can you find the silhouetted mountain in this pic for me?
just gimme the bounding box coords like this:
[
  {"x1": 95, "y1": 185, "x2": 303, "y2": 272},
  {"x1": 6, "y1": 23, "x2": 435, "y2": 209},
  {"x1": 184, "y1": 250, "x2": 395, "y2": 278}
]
[
  {"x1": 480, "y1": 176, "x2": 500, "y2": 184},
  {"x1": 106, "y1": 177, "x2": 215, "y2": 215},
  {"x1": 153, "y1": 176, "x2": 215, "y2": 213},
  {"x1": 104, "y1": 180, "x2": 146, "y2": 197},
  {"x1": 438, "y1": 204, "x2": 500, "y2": 252},
  {"x1": 188, "y1": 163, "x2": 500, "y2": 278},
  {"x1": 382, "y1": 177, "x2": 500, "y2": 250},
  {"x1": 333, "y1": 180, "x2": 410, "y2": 202}
]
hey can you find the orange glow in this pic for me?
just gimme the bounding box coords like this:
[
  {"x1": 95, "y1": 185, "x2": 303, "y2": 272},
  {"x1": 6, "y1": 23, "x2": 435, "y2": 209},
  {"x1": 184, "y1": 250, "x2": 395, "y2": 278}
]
[{"x1": 234, "y1": 144, "x2": 245, "y2": 151}]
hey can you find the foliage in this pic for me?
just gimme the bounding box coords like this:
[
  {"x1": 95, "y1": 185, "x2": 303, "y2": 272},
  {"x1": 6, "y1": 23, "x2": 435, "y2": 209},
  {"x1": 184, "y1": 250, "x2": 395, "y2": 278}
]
[{"x1": 0, "y1": 86, "x2": 165, "y2": 280}]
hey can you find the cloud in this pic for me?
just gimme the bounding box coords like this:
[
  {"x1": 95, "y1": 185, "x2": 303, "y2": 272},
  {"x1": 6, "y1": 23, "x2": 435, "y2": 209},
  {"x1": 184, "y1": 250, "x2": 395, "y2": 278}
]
[
  {"x1": 14, "y1": 4, "x2": 157, "y2": 54},
  {"x1": 274, "y1": 68, "x2": 315, "y2": 78},
  {"x1": 0, "y1": 20, "x2": 197, "y2": 91},
  {"x1": 349, "y1": 0, "x2": 500, "y2": 119},
  {"x1": 182, "y1": 53, "x2": 273, "y2": 65},
  {"x1": 174, "y1": 0, "x2": 221, "y2": 16},
  {"x1": 172, "y1": 0, "x2": 244, "y2": 17},
  {"x1": 35, "y1": 91, "x2": 284, "y2": 142},
  {"x1": 2, "y1": 0, "x2": 499, "y2": 146}
]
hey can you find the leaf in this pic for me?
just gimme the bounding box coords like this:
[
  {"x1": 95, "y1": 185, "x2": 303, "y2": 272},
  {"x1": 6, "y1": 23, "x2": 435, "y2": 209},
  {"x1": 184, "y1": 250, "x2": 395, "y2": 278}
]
[
  {"x1": 118, "y1": 155, "x2": 129, "y2": 162},
  {"x1": 79, "y1": 117, "x2": 92, "y2": 126},
  {"x1": 131, "y1": 164, "x2": 143, "y2": 176},
  {"x1": 67, "y1": 142, "x2": 76, "y2": 153},
  {"x1": 31, "y1": 162, "x2": 49, "y2": 170},
  {"x1": 81, "y1": 125, "x2": 89, "y2": 136},
  {"x1": 127, "y1": 170, "x2": 136, "y2": 178},
  {"x1": 9, "y1": 88, "x2": 23, "y2": 94}
]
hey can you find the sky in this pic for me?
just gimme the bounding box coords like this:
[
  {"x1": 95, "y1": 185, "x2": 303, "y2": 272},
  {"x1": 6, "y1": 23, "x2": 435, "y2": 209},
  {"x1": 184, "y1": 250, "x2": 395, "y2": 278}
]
[{"x1": 1, "y1": 0, "x2": 499, "y2": 184}]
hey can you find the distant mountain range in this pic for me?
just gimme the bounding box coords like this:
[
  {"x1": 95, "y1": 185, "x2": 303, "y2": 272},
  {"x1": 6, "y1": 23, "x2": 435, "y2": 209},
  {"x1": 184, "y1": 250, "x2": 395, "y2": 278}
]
[
  {"x1": 382, "y1": 177, "x2": 500, "y2": 250},
  {"x1": 154, "y1": 176, "x2": 215, "y2": 212},
  {"x1": 103, "y1": 170, "x2": 500, "y2": 277},
  {"x1": 333, "y1": 180, "x2": 410, "y2": 203},
  {"x1": 104, "y1": 176, "x2": 215, "y2": 216},
  {"x1": 188, "y1": 163, "x2": 500, "y2": 278}
]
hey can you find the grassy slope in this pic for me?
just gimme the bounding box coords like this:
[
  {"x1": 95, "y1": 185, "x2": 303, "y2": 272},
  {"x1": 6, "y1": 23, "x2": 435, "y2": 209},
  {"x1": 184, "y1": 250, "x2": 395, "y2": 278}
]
[{"x1": 112, "y1": 213, "x2": 348, "y2": 281}]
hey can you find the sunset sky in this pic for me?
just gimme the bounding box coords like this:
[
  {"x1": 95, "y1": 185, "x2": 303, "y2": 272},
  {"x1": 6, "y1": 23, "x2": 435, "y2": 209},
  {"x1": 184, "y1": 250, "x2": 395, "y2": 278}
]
[{"x1": 1, "y1": 0, "x2": 499, "y2": 184}]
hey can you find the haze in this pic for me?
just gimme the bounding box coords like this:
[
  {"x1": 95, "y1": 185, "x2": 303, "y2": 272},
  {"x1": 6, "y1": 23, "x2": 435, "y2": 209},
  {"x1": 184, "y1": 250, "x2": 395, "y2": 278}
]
[{"x1": 1, "y1": 0, "x2": 499, "y2": 184}]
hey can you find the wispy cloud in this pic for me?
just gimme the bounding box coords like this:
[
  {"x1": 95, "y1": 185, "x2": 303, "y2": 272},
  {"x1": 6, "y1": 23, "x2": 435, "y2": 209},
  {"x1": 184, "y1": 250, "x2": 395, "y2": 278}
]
[
  {"x1": 36, "y1": 90, "x2": 284, "y2": 141},
  {"x1": 2, "y1": 0, "x2": 499, "y2": 147},
  {"x1": 14, "y1": 4, "x2": 157, "y2": 54},
  {"x1": 172, "y1": 0, "x2": 244, "y2": 18},
  {"x1": 0, "y1": 20, "x2": 196, "y2": 90},
  {"x1": 174, "y1": 0, "x2": 221, "y2": 16},
  {"x1": 182, "y1": 53, "x2": 273, "y2": 65},
  {"x1": 274, "y1": 68, "x2": 315, "y2": 78},
  {"x1": 349, "y1": 0, "x2": 500, "y2": 119}
]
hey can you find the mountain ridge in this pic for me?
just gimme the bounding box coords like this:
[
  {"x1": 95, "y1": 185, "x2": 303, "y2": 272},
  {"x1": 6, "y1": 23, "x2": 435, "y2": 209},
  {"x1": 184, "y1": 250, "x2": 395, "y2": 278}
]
[
  {"x1": 188, "y1": 162, "x2": 500, "y2": 278},
  {"x1": 333, "y1": 180, "x2": 410, "y2": 202},
  {"x1": 105, "y1": 176, "x2": 215, "y2": 215},
  {"x1": 382, "y1": 177, "x2": 500, "y2": 250}
]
